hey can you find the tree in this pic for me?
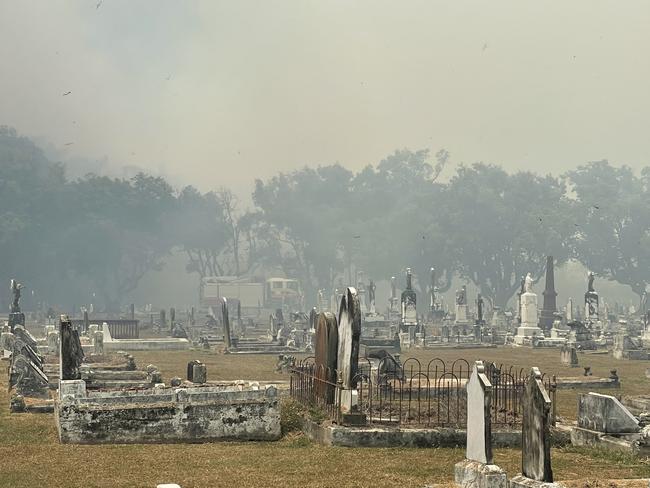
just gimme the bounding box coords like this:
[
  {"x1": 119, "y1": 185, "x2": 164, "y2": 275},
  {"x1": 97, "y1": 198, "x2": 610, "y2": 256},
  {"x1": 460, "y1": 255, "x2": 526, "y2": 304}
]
[
  {"x1": 569, "y1": 161, "x2": 650, "y2": 305},
  {"x1": 442, "y1": 163, "x2": 575, "y2": 308}
]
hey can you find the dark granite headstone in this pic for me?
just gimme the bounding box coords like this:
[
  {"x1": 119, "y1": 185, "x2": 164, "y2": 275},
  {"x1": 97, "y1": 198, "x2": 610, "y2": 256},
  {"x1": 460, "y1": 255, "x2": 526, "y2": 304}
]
[
  {"x1": 539, "y1": 256, "x2": 558, "y2": 333},
  {"x1": 60, "y1": 315, "x2": 84, "y2": 381},
  {"x1": 315, "y1": 312, "x2": 338, "y2": 403}
]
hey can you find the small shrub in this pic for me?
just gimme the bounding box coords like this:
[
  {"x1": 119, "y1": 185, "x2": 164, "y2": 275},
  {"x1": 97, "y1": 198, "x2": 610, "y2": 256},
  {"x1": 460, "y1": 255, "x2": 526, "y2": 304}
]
[{"x1": 280, "y1": 397, "x2": 305, "y2": 435}]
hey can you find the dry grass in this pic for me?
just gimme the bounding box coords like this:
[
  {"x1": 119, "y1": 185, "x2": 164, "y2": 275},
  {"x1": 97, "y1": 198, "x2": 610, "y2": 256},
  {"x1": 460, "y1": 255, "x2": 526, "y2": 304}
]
[{"x1": 1, "y1": 346, "x2": 650, "y2": 487}]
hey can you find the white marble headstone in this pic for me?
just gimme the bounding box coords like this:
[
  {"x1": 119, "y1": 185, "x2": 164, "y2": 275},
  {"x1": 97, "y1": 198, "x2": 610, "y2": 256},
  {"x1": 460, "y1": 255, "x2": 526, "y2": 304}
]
[{"x1": 466, "y1": 361, "x2": 491, "y2": 464}]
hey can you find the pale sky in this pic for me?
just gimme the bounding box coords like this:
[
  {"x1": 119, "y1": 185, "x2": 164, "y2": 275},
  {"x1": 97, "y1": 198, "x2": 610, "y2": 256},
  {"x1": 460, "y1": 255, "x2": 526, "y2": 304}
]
[{"x1": 1, "y1": 0, "x2": 649, "y2": 197}]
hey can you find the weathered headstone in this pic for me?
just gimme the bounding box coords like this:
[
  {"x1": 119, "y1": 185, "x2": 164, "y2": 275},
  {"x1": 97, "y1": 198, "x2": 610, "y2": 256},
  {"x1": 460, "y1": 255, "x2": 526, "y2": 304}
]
[
  {"x1": 510, "y1": 367, "x2": 554, "y2": 487},
  {"x1": 576, "y1": 393, "x2": 639, "y2": 433},
  {"x1": 584, "y1": 272, "x2": 599, "y2": 323},
  {"x1": 192, "y1": 362, "x2": 207, "y2": 384},
  {"x1": 60, "y1": 315, "x2": 84, "y2": 381},
  {"x1": 539, "y1": 256, "x2": 558, "y2": 333},
  {"x1": 560, "y1": 345, "x2": 578, "y2": 367},
  {"x1": 401, "y1": 268, "x2": 418, "y2": 329},
  {"x1": 454, "y1": 361, "x2": 507, "y2": 487},
  {"x1": 315, "y1": 311, "x2": 338, "y2": 403},
  {"x1": 187, "y1": 359, "x2": 201, "y2": 381},
  {"x1": 514, "y1": 273, "x2": 544, "y2": 345},
  {"x1": 337, "y1": 288, "x2": 363, "y2": 420},
  {"x1": 221, "y1": 297, "x2": 232, "y2": 349}
]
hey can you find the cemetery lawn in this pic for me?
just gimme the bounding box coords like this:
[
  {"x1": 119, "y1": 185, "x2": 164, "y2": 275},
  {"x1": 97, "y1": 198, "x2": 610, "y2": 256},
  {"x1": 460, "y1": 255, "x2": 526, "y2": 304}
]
[{"x1": 1, "y1": 347, "x2": 650, "y2": 487}]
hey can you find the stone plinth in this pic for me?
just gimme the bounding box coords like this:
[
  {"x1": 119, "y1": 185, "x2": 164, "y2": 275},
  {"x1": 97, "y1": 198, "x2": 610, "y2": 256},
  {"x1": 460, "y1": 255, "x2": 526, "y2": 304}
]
[
  {"x1": 456, "y1": 304, "x2": 470, "y2": 325},
  {"x1": 454, "y1": 460, "x2": 506, "y2": 488},
  {"x1": 509, "y1": 475, "x2": 564, "y2": 488},
  {"x1": 514, "y1": 292, "x2": 543, "y2": 345}
]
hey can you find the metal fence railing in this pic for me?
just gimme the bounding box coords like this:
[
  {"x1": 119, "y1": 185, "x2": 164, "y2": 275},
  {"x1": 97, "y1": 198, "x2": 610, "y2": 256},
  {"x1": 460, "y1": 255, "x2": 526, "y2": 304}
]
[{"x1": 289, "y1": 357, "x2": 556, "y2": 428}]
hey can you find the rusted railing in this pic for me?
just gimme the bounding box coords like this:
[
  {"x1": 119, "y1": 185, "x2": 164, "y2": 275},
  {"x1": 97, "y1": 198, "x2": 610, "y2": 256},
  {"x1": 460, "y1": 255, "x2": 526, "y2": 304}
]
[{"x1": 289, "y1": 357, "x2": 556, "y2": 428}]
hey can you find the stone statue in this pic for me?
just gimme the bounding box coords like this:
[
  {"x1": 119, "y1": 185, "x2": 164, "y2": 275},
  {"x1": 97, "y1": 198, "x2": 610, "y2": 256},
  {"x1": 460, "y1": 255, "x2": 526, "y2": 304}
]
[
  {"x1": 587, "y1": 272, "x2": 595, "y2": 293},
  {"x1": 477, "y1": 293, "x2": 484, "y2": 323},
  {"x1": 10, "y1": 279, "x2": 22, "y2": 313},
  {"x1": 524, "y1": 273, "x2": 534, "y2": 294},
  {"x1": 456, "y1": 285, "x2": 467, "y2": 305}
]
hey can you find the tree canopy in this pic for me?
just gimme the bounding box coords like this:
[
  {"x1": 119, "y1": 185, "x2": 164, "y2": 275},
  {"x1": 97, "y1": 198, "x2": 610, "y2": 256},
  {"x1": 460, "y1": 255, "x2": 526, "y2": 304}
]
[{"x1": 1, "y1": 127, "x2": 648, "y2": 312}]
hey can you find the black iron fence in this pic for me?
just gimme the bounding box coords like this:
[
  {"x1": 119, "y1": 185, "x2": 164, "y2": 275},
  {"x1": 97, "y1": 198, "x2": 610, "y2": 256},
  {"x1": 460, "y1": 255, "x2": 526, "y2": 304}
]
[{"x1": 289, "y1": 357, "x2": 556, "y2": 428}]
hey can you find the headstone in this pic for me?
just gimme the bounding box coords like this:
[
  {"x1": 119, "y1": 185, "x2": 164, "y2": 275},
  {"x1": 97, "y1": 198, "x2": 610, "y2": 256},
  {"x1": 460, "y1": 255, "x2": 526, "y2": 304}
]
[
  {"x1": 221, "y1": 298, "x2": 232, "y2": 349},
  {"x1": 337, "y1": 288, "x2": 363, "y2": 420},
  {"x1": 314, "y1": 312, "x2": 338, "y2": 404},
  {"x1": 560, "y1": 345, "x2": 578, "y2": 367},
  {"x1": 584, "y1": 272, "x2": 599, "y2": 323},
  {"x1": 93, "y1": 330, "x2": 104, "y2": 355},
  {"x1": 192, "y1": 362, "x2": 207, "y2": 384},
  {"x1": 566, "y1": 298, "x2": 573, "y2": 322},
  {"x1": 539, "y1": 256, "x2": 558, "y2": 333},
  {"x1": 400, "y1": 268, "x2": 418, "y2": 329},
  {"x1": 368, "y1": 280, "x2": 377, "y2": 315},
  {"x1": 577, "y1": 393, "x2": 639, "y2": 433},
  {"x1": 454, "y1": 361, "x2": 507, "y2": 487},
  {"x1": 60, "y1": 315, "x2": 84, "y2": 381},
  {"x1": 514, "y1": 273, "x2": 544, "y2": 345},
  {"x1": 160, "y1": 309, "x2": 166, "y2": 330},
  {"x1": 8, "y1": 279, "x2": 25, "y2": 332},
  {"x1": 187, "y1": 360, "x2": 201, "y2": 381},
  {"x1": 83, "y1": 310, "x2": 90, "y2": 333},
  {"x1": 455, "y1": 285, "x2": 469, "y2": 325},
  {"x1": 47, "y1": 328, "x2": 59, "y2": 354},
  {"x1": 429, "y1": 267, "x2": 436, "y2": 317},
  {"x1": 170, "y1": 307, "x2": 176, "y2": 334},
  {"x1": 517, "y1": 367, "x2": 553, "y2": 483},
  {"x1": 476, "y1": 293, "x2": 485, "y2": 325}
]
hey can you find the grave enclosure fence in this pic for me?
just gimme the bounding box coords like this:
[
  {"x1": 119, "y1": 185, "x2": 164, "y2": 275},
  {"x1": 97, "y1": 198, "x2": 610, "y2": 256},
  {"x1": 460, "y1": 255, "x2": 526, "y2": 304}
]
[{"x1": 289, "y1": 357, "x2": 556, "y2": 428}]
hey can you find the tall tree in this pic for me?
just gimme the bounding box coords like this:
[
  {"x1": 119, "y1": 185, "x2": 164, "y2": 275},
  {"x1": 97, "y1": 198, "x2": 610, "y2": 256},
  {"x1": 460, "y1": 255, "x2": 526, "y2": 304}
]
[
  {"x1": 442, "y1": 163, "x2": 575, "y2": 307},
  {"x1": 569, "y1": 161, "x2": 650, "y2": 304}
]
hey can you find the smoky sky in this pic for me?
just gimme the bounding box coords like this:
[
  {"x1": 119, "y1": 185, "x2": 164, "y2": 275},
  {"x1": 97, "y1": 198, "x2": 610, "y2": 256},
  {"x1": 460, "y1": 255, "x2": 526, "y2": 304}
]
[{"x1": 1, "y1": 0, "x2": 649, "y2": 197}]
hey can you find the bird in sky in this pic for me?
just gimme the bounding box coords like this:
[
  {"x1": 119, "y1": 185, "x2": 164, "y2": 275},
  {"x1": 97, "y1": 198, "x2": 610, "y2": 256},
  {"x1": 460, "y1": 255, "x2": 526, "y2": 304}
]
[{"x1": 62, "y1": 91, "x2": 71, "y2": 96}]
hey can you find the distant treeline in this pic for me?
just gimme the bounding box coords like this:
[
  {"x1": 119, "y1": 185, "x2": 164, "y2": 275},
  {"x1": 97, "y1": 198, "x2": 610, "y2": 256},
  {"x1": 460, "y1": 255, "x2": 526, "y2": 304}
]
[{"x1": 1, "y1": 126, "x2": 648, "y2": 311}]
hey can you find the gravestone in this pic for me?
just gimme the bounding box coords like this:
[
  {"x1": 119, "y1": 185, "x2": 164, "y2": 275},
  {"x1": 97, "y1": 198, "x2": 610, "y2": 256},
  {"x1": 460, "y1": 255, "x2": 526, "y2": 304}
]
[
  {"x1": 401, "y1": 268, "x2": 418, "y2": 330},
  {"x1": 192, "y1": 362, "x2": 207, "y2": 384},
  {"x1": 514, "y1": 273, "x2": 544, "y2": 345},
  {"x1": 60, "y1": 315, "x2": 84, "y2": 381},
  {"x1": 187, "y1": 360, "x2": 201, "y2": 381},
  {"x1": 510, "y1": 367, "x2": 555, "y2": 487},
  {"x1": 454, "y1": 362, "x2": 507, "y2": 487},
  {"x1": 577, "y1": 393, "x2": 639, "y2": 433},
  {"x1": 560, "y1": 345, "x2": 578, "y2": 367},
  {"x1": 8, "y1": 279, "x2": 25, "y2": 332},
  {"x1": 337, "y1": 287, "x2": 362, "y2": 390},
  {"x1": 539, "y1": 256, "x2": 558, "y2": 333},
  {"x1": 221, "y1": 298, "x2": 232, "y2": 349},
  {"x1": 93, "y1": 330, "x2": 104, "y2": 355},
  {"x1": 160, "y1": 309, "x2": 166, "y2": 331},
  {"x1": 455, "y1": 285, "x2": 469, "y2": 326},
  {"x1": 584, "y1": 272, "x2": 599, "y2": 324},
  {"x1": 337, "y1": 288, "x2": 364, "y2": 421},
  {"x1": 315, "y1": 312, "x2": 338, "y2": 404}
]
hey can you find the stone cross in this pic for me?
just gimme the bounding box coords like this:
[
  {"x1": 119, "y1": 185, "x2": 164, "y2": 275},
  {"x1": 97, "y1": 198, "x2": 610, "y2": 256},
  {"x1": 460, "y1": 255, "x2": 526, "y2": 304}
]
[
  {"x1": 521, "y1": 367, "x2": 553, "y2": 482},
  {"x1": 466, "y1": 361, "x2": 493, "y2": 464}
]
